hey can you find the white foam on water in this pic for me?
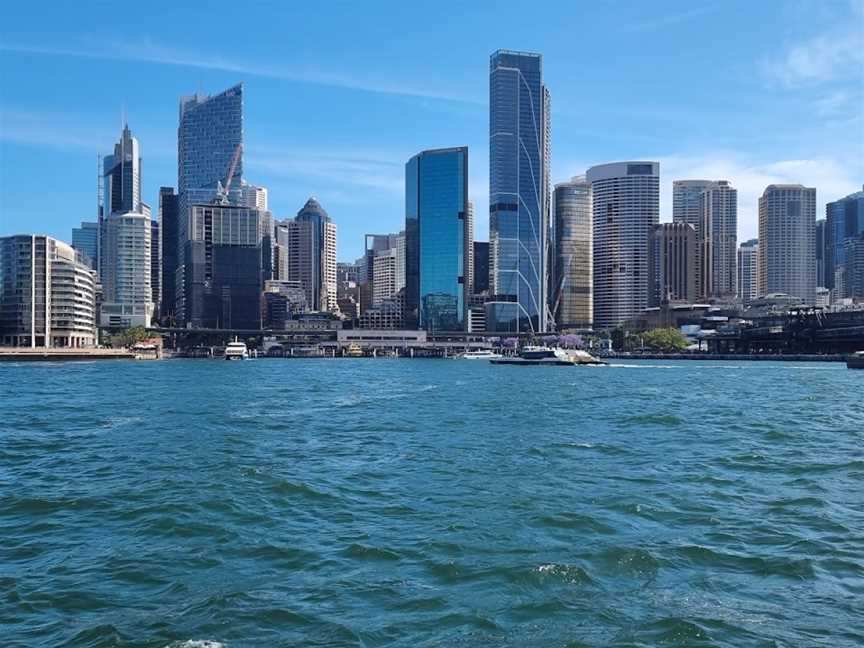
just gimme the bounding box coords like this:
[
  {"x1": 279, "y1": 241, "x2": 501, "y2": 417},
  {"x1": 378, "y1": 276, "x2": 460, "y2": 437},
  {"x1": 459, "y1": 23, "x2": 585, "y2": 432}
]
[{"x1": 165, "y1": 642, "x2": 227, "y2": 648}]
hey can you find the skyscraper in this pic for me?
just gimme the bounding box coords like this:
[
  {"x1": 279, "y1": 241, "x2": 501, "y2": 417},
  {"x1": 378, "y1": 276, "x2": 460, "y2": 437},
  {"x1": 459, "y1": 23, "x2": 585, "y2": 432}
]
[
  {"x1": 672, "y1": 180, "x2": 714, "y2": 231},
  {"x1": 290, "y1": 197, "x2": 337, "y2": 312},
  {"x1": 405, "y1": 147, "x2": 468, "y2": 331},
  {"x1": 150, "y1": 219, "x2": 161, "y2": 317},
  {"x1": 71, "y1": 221, "x2": 99, "y2": 269},
  {"x1": 100, "y1": 211, "x2": 153, "y2": 327},
  {"x1": 587, "y1": 161, "x2": 660, "y2": 329},
  {"x1": 473, "y1": 242, "x2": 490, "y2": 294},
  {"x1": 648, "y1": 222, "x2": 697, "y2": 307},
  {"x1": 737, "y1": 239, "x2": 758, "y2": 306},
  {"x1": 825, "y1": 186, "x2": 864, "y2": 298},
  {"x1": 552, "y1": 176, "x2": 592, "y2": 329},
  {"x1": 757, "y1": 184, "x2": 816, "y2": 304},
  {"x1": 698, "y1": 180, "x2": 737, "y2": 300},
  {"x1": 103, "y1": 124, "x2": 142, "y2": 216},
  {"x1": 158, "y1": 187, "x2": 179, "y2": 322},
  {"x1": 487, "y1": 50, "x2": 550, "y2": 333},
  {"x1": 815, "y1": 218, "x2": 827, "y2": 288}
]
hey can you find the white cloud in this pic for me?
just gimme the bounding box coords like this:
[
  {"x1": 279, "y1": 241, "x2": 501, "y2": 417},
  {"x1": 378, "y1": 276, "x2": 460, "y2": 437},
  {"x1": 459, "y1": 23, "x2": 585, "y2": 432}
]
[
  {"x1": 0, "y1": 38, "x2": 483, "y2": 105},
  {"x1": 762, "y1": 4, "x2": 864, "y2": 86}
]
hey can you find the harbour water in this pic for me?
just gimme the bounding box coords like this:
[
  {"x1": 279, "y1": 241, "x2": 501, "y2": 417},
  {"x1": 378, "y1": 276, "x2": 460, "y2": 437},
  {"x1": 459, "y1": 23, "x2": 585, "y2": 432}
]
[{"x1": 1, "y1": 359, "x2": 862, "y2": 647}]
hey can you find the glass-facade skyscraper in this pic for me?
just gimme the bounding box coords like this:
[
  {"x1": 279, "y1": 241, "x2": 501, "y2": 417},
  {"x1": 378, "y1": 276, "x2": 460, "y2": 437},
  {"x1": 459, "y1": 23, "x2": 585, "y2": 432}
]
[
  {"x1": 552, "y1": 176, "x2": 592, "y2": 329},
  {"x1": 486, "y1": 50, "x2": 551, "y2": 333},
  {"x1": 825, "y1": 186, "x2": 864, "y2": 298},
  {"x1": 405, "y1": 147, "x2": 469, "y2": 331}
]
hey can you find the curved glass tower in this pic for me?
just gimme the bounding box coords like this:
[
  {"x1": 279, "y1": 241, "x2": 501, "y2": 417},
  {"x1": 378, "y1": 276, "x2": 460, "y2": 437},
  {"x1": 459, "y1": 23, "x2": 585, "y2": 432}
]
[
  {"x1": 486, "y1": 50, "x2": 550, "y2": 334},
  {"x1": 405, "y1": 147, "x2": 468, "y2": 332}
]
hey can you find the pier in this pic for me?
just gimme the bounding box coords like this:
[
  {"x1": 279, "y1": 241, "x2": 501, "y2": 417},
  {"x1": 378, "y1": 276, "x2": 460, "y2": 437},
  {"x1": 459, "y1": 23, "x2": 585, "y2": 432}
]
[{"x1": 0, "y1": 348, "x2": 136, "y2": 362}]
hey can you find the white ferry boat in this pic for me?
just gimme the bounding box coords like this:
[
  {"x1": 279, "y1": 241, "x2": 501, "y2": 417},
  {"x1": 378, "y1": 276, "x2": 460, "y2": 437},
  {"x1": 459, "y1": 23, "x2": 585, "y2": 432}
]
[
  {"x1": 224, "y1": 338, "x2": 249, "y2": 360},
  {"x1": 458, "y1": 349, "x2": 502, "y2": 360}
]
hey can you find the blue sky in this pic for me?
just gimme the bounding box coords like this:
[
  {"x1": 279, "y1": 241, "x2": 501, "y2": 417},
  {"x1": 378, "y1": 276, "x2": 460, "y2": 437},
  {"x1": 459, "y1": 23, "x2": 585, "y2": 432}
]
[{"x1": 1, "y1": 0, "x2": 862, "y2": 261}]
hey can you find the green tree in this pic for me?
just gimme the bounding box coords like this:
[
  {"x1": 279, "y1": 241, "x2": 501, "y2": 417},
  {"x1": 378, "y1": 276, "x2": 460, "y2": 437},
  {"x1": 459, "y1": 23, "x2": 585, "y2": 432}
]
[
  {"x1": 113, "y1": 326, "x2": 150, "y2": 348},
  {"x1": 641, "y1": 327, "x2": 689, "y2": 352}
]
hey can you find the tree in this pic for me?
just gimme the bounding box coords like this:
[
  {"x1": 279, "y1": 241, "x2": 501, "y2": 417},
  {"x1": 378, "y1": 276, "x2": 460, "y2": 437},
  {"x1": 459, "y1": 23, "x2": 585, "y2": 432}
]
[
  {"x1": 113, "y1": 326, "x2": 150, "y2": 348},
  {"x1": 641, "y1": 327, "x2": 689, "y2": 352}
]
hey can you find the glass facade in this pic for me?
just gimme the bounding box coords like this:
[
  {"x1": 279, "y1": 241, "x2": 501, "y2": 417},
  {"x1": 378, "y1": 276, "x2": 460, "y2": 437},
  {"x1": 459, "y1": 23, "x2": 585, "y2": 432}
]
[
  {"x1": 405, "y1": 147, "x2": 468, "y2": 331},
  {"x1": 553, "y1": 177, "x2": 592, "y2": 329},
  {"x1": 71, "y1": 221, "x2": 99, "y2": 269},
  {"x1": 487, "y1": 50, "x2": 550, "y2": 333},
  {"x1": 825, "y1": 188, "x2": 864, "y2": 297}
]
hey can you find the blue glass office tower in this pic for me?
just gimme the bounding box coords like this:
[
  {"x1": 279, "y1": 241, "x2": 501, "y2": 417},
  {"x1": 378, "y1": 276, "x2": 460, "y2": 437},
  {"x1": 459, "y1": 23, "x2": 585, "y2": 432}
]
[
  {"x1": 71, "y1": 221, "x2": 99, "y2": 269},
  {"x1": 825, "y1": 186, "x2": 864, "y2": 297},
  {"x1": 486, "y1": 50, "x2": 551, "y2": 333},
  {"x1": 405, "y1": 147, "x2": 468, "y2": 331}
]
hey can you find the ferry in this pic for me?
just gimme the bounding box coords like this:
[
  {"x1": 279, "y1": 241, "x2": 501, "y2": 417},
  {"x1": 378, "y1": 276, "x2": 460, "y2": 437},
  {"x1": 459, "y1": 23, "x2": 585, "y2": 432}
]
[
  {"x1": 458, "y1": 349, "x2": 502, "y2": 360},
  {"x1": 847, "y1": 351, "x2": 864, "y2": 369},
  {"x1": 224, "y1": 338, "x2": 249, "y2": 360},
  {"x1": 491, "y1": 346, "x2": 573, "y2": 366},
  {"x1": 345, "y1": 343, "x2": 364, "y2": 357}
]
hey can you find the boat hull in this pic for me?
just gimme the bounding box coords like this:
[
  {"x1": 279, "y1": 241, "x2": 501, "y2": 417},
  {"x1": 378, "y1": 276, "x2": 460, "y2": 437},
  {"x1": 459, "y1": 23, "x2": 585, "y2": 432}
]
[
  {"x1": 847, "y1": 356, "x2": 864, "y2": 369},
  {"x1": 490, "y1": 358, "x2": 573, "y2": 366}
]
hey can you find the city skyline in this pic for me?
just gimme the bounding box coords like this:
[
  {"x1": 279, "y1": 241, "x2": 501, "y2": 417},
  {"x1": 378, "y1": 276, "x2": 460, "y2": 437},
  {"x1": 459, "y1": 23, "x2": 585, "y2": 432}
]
[{"x1": 2, "y1": 1, "x2": 862, "y2": 261}]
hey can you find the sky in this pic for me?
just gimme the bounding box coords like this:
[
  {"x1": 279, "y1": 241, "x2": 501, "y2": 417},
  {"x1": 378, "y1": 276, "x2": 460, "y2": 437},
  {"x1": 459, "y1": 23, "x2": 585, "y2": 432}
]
[{"x1": 1, "y1": 0, "x2": 862, "y2": 261}]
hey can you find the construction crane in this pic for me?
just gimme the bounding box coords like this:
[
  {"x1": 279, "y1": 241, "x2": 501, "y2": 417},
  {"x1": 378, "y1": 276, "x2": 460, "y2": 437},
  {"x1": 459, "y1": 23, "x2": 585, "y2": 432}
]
[{"x1": 215, "y1": 143, "x2": 243, "y2": 205}]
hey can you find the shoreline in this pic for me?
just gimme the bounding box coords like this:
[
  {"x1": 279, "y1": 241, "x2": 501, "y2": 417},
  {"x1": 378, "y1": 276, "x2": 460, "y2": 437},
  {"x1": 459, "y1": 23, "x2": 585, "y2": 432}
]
[{"x1": 605, "y1": 352, "x2": 847, "y2": 363}]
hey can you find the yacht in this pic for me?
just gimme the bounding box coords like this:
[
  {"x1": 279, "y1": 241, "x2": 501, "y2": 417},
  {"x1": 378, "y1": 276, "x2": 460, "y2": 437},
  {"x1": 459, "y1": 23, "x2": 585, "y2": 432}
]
[
  {"x1": 224, "y1": 338, "x2": 249, "y2": 360},
  {"x1": 458, "y1": 349, "x2": 502, "y2": 360},
  {"x1": 847, "y1": 351, "x2": 864, "y2": 369}
]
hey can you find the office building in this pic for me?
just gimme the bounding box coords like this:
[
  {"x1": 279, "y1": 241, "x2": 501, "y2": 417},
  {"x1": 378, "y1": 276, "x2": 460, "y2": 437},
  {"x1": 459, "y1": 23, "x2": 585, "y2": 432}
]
[
  {"x1": 487, "y1": 50, "x2": 550, "y2": 333},
  {"x1": 158, "y1": 187, "x2": 179, "y2": 321},
  {"x1": 405, "y1": 146, "x2": 469, "y2": 331},
  {"x1": 279, "y1": 198, "x2": 337, "y2": 313},
  {"x1": 815, "y1": 218, "x2": 827, "y2": 288},
  {"x1": 552, "y1": 176, "x2": 592, "y2": 329},
  {"x1": 738, "y1": 239, "x2": 759, "y2": 306},
  {"x1": 150, "y1": 220, "x2": 161, "y2": 318},
  {"x1": 103, "y1": 124, "x2": 142, "y2": 216},
  {"x1": 100, "y1": 211, "x2": 153, "y2": 328},
  {"x1": 184, "y1": 203, "x2": 273, "y2": 329},
  {"x1": 71, "y1": 221, "x2": 99, "y2": 270},
  {"x1": 587, "y1": 161, "x2": 660, "y2": 329},
  {"x1": 699, "y1": 180, "x2": 737, "y2": 300},
  {"x1": 825, "y1": 186, "x2": 864, "y2": 298},
  {"x1": 673, "y1": 180, "x2": 715, "y2": 231},
  {"x1": 648, "y1": 222, "x2": 697, "y2": 307},
  {"x1": 0, "y1": 235, "x2": 96, "y2": 347},
  {"x1": 757, "y1": 184, "x2": 816, "y2": 304},
  {"x1": 473, "y1": 241, "x2": 490, "y2": 294},
  {"x1": 263, "y1": 279, "x2": 307, "y2": 329}
]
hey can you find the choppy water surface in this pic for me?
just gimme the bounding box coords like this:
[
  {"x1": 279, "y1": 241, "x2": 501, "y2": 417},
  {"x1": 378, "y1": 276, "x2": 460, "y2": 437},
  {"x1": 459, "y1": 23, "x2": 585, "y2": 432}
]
[{"x1": 1, "y1": 359, "x2": 862, "y2": 647}]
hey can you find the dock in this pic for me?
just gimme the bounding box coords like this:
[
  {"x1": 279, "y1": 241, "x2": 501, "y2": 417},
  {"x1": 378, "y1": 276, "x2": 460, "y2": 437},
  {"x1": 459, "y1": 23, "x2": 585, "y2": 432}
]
[{"x1": 0, "y1": 348, "x2": 136, "y2": 362}]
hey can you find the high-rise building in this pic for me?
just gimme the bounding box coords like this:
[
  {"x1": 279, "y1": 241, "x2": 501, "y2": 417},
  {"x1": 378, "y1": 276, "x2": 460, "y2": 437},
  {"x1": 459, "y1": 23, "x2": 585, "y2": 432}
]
[
  {"x1": 698, "y1": 180, "x2": 737, "y2": 300},
  {"x1": 825, "y1": 186, "x2": 864, "y2": 299},
  {"x1": 473, "y1": 241, "x2": 490, "y2": 294},
  {"x1": 372, "y1": 248, "x2": 398, "y2": 306},
  {"x1": 757, "y1": 184, "x2": 816, "y2": 304},
  {"x1": 71, "y1": 221, "x2": 99, "y2": 269},
  {"x1": 183, "y1": 203, "x2": 273, "y2": 329},
  {"x1": 0, "y1": 235, "x2": 97, "y2": 348},
  {"x1": 587, "y1": 161, "x2": 660, "y2": 329},
  {"x1": 487, "y1": 50, "x2": 550, "y2": 333},
  {"x1": 405, "y1": 147, "x2": 469, "y2": 331},
  {"x1": 288, "y1": 198, "x2": 337, "y2": 312},
  {"x1": 150, "y1": 219, "x2": 161, "y2": 317},
  {"x1": 815, "y1": 218, "x2": 827, "y2": 288},
  {"x1": 103, "y1": 124, "x2": 142, "y2": 216},
  {"x1": 466, "y1": 201, "x2": 475, "y2": 294},
  {"x1": 648, "y1": 222, "x2": 697, "y2": 307},
  {"x1": 158, "y1": 187, "x2": 179, "y2": 322},
  {"x1": 738, "y1": 239, "x2": 759, "y2": 306},
  {"x1": 552, "y1": 176, "x2": 592, "y2": 329},
  {"x1": 673, "y1": 180, "x2": 715, "y2": 231},
  {"x1": 100, "y1": 211, "x2": 153, "y2": 328}
]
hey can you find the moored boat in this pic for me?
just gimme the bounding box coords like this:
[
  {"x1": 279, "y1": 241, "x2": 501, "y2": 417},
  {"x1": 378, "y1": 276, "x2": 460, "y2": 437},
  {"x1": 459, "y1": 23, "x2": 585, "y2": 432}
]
[
  {"x1": 458, "y1": 349, "x2": 502, "y2": 360},
  {"x1": 847, "y1": 351, "x2": 864, "y2": 369},
  {"x1": 224, "y1": 338, "x2": 249, "y2": 360}
]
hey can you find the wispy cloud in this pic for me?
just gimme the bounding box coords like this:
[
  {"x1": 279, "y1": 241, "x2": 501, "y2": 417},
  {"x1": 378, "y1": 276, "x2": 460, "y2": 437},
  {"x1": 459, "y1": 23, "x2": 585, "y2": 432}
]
[
  {"x1": 0, "y1": 38, "x2": 484, "y2": 105},
  {"x1": 620, "y1": 4, "x2": 720, "y2": 33},
  {"x1": 762, "y1": 2, "x2": 864, "y2": 87}
]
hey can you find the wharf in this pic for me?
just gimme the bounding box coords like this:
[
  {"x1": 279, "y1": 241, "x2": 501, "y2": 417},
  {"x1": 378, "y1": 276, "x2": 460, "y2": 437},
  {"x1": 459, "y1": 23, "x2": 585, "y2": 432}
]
[
  {"x1": 0, "y1": 348, "x2": 136, "y2": 362},
  {"x1": 606, "y1": 352, "x2": 846, "y2": 363}
]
